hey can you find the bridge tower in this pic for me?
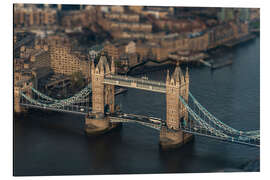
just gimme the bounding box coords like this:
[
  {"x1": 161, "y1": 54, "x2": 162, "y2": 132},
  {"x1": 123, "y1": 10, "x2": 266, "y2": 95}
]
[
  {"x1": 105, "y1": 57, "x2": 115, "y2": 113},
  {"x1": 14, "y1": 86, "x2": 24, "y2": 113},
  {"x1": 91, "y1": 56, "x2": 105, "y2": 114},
  {"x1": 85, "y1": 55, "x2": 117, "y2": 135},
  {"x1": 14, "y1": 81, "x2": 33, "y2": 114},
  {"x1": 160, "y1": 64, "x2": 193, "y2": 149}
]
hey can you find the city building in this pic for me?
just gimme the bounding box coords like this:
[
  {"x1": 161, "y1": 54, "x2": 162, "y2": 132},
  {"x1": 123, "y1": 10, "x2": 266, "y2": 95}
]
[
  {"x1": 49, "y1": 46, "x2": 91, "y2": 78},
  {"x1": 104, "y1": 13, "x2": 140, "y2": 22},
  {"x1": 14, "y1": 5, "x2": 57, "y2": 27},
  {"x1": 103, "y1": 40, "x2": 136, "y2": 60}
]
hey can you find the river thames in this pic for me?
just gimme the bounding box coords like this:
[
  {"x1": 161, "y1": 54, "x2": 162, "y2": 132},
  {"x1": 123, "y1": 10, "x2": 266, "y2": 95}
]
[{"x1": 14, "y1": 37, "x2": 260, "y2": 176}]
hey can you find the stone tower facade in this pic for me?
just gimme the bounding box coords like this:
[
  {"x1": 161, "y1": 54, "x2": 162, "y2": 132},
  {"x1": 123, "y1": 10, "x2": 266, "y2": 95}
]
[
  {"x1": 166, "y1": 65, "x2": 189, "y2": 129},
  {"x1": 14, "y1": 81, "x2": 33, "y2": 113},
  {"x1": 14, "y1": 86, "x2": 24, "y2": 113},
  {"x1": 91, "y1": 55, "x2": 115, "y2": 114},
  {"x1": 160, "y1": 64, "x2": 192, "y2": 148},
  {"x1": 105, "y1": 57, "x2": 115, "y2": 113},
  {"x1": 85, "y1": 55, "x2": 116, "y2": 135}
]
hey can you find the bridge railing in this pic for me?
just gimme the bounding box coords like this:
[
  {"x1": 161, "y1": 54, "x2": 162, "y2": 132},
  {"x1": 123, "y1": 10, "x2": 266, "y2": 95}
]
[{"x1": 109, "y1": 116, "x2": 162, "y2": 130}]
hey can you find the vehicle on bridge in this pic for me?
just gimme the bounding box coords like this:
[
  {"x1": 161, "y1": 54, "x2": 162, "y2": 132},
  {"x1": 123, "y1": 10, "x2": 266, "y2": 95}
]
[
  {"x1": 238, "y1": 136, "x2": 249, "y2": 141},
  {"x1": 149, "y1": 117, "x2": 162, "y2": 124},
  {"x1": 141, "y1": 76, "x2": 148, "y2": 80}
]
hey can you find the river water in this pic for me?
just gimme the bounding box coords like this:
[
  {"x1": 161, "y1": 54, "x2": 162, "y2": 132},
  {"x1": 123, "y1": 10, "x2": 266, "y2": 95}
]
[{"x1": 14, "y1": 37, "x2": 260, "y2": 176}]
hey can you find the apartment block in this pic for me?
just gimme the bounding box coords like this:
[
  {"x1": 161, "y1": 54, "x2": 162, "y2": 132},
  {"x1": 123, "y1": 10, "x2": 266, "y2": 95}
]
[{"x1": 49, "y1": 46, "x2": 91, "y2": 78}]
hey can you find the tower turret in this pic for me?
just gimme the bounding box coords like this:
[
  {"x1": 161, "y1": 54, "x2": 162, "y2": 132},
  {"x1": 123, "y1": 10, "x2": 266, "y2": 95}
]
[
  {"x1": 171, "y1": 62, "x2": 183, "y2": 86},
  {"x1": 111, "y1": 57, "x2": 115, "y2": 74},
  {"x1": 105, "y1": 61, "x2": 110, "y2": 74},
  {"x1": 185, "y1": 67, "x2": 189, "y2": 86},
  {"x1": 166, "y1": 69, "x2": 170, "y2": 85},
  {"x1": 91, "y1": 60, "x2": 95, "y2": 75}
]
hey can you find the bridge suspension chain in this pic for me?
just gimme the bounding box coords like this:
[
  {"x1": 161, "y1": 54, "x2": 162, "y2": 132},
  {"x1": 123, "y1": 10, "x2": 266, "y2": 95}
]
[
  {"x1": 179, "y1": 96, "x2": 229, "y2": 139},
  {"x1": 31, "y1": 83, "x2": 92, "y2": 103},
  {"x1": 188, "y1": 92, "x2": 259, "y2": 137},
  {"x1": 20, "y1": 89, "x2": 90, "y2": 108},
  {"x1": 180, "y1": 96, "x2": 259, "y2": 146},
  {"x1": 27, "y1": 84, "x2": 92, "y2": 107}
]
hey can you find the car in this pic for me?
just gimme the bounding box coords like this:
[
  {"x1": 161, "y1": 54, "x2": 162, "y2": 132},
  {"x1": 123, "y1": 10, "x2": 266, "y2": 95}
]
[
  {"x1": 149, "y1": 117, "x2": 161, "y2": 124},
  {"x1": 142, "y1": 76, "x2": 148, "y2": 80},
  {"x1": 80, "y1": 108, "x2": 84, "y2": 112},
  {"x1": 239, "y1": 136, "x2": 249, "y2": 141}
]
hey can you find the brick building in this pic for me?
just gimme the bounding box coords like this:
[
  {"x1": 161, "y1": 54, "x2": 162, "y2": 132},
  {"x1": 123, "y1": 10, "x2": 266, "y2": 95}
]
[
  {"x1": 30, "y1": 50, "x2": 51, "y2": 70},
  {"x1": 14, "y1": 5, "x2": 57, "y2": 27},
  {"x1": 100, "y1": 19, "x2": 152, "y2": 33},
  {"x1": 103, "y1": 40, "x2": 136, "y2": 60},
  {"x1": 49, "y1": 46, "x2": 91, "y2": 78},
  {"x1": 61, "y1": 9, "x2": 97, "y2": 28},
  {"x1": 104, "y1": 13, "x2": 140, "y2": 22}
]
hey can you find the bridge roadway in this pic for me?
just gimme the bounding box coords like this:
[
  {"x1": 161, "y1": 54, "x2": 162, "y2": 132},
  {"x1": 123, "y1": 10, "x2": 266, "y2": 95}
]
[
  {"x1": 20, "y1": 96, "x2": 163, "y2": 128},
  {"x1": 19, "y1": 98, "x2": 260, "y2": 147},
  {"x1": 20, "y1": 102, "x2": 91, "y2": 115},
  {"x1": 104, "y1": 74, "x2": 167, "y2": 93},
  {"x1": 109, "y1": 113, "x2": 164, "y2": 130}
]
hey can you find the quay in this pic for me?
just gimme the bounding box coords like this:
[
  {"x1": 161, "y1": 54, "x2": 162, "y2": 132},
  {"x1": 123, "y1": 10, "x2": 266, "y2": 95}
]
[
  {"x1": 211, "y1": 59, "x2": 233, "y2": 69},
  {"x1": 224, "y1": 34, "x2": 256, "y2": 47},
  {"x1": 199, "y1": 58, "x2": 233, "y2": 69}
]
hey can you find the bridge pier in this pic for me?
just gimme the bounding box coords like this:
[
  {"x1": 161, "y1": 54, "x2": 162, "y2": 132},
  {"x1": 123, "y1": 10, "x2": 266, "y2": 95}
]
[
  {"x1": 84, "y1": 112, "x2": 121, "y2": 135},
  {"x1": 84, "y1": 112, "x2": 110, "y2": 135},
  {"x1": 14, "y1": 98, "x2": 26, "y2": 114},
  {"x1": 159, "y1": 126, "x2": 193, "y2": 149},
  {"x1": 14, "y1": 86, "x2": 27, "y2": 114}
]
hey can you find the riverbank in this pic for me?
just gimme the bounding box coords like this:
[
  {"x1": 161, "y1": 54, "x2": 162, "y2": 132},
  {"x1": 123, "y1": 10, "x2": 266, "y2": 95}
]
[
  {"x1": 125, "y1": 34, "x2": 257, "y2": 75},
  {"x1": 223, "y1": 34, "x2": 257, "y2": 47}
]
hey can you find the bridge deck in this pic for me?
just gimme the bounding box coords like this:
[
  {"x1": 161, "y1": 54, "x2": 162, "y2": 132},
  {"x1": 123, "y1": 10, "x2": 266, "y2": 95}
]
[
  {"x1": 20, "y1": 103, "x2": 89, "y2": 115},
  {"x1": 104, "y1": 74, "x2": 166, "y2": 93}
]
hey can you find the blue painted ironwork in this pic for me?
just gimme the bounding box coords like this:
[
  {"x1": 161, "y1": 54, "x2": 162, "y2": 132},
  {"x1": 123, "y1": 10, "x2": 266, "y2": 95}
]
[{"x1": 18, "y1": 80, "x2": 259, "y2": 147}]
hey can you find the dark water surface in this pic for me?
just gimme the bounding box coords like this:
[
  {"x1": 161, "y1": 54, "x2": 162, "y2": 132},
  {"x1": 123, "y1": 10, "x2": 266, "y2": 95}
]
[{"x1": 14, "y1": 37, "x2": 260, "y2": 176}]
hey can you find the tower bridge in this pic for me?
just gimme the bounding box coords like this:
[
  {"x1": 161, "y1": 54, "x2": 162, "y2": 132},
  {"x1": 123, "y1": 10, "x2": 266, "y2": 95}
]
[{"x1": 15, "y1": 55, "x2": 260, "y2": 149}]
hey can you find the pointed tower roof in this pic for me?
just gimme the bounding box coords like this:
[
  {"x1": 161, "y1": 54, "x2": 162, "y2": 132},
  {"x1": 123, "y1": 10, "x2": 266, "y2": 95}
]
[
  {"x1": 96, "y1": 55, "x2": 109, "y2": 73},
  {"x1": 166, "y1": 69, "x2": 170, "y2": 82},
  {"x1": 185, "y1": 66, "x2": 189, "y2": 82},
  {"x1": 111, "y1": 57, "x2": 115, "y2": 74},
  {"x1": 185, "y1": 67, "x2": 189, "y2": 77},
  {"x1": 172, "y1": 62, "x2": 183, "y2": 83}
]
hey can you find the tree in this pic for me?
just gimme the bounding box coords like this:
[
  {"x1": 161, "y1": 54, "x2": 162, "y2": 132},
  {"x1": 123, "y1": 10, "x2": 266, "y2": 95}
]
[{"x1": 70, "y1": 71, "x2": 85, "y2": 91}]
